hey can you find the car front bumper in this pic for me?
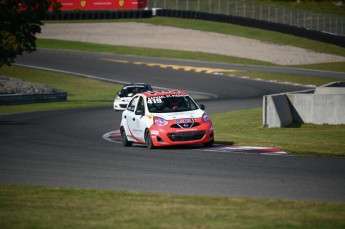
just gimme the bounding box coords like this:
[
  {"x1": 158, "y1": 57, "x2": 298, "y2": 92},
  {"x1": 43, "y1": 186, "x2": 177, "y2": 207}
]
[
  {"x1": 113, "y1": 101, "x2": 128, "y2": 111},
  {"x1": 149, "y1": 122, "x2": 214, "y2": 146}
]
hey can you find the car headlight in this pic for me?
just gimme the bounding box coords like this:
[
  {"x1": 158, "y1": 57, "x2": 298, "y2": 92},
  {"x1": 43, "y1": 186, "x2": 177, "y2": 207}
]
[
  {"x1": 153, "y1": 116, "x2": 168, "y2": 126},
  {"x1": 202, "y1": 112, "x2": 211, "y2": 122}
]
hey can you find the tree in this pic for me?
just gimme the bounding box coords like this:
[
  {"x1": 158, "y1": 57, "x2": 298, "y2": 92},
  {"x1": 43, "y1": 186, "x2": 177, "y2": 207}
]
[{"x1": 0, "y1": 0, "x2": 61, "y2": 67}]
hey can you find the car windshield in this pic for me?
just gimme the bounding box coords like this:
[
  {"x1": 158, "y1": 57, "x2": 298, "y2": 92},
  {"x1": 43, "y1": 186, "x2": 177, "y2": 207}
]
[
  {"x1": 120, "y1": 86, "x2": 146, "y2": 97},
  {"x1": 147, "y1": 95, "x2": 198, "y2": 113}
]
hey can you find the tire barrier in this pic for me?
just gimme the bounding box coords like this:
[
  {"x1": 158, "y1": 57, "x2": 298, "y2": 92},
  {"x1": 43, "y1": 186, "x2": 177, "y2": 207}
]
[
  {"x1": 46, "y1": 10, "x2": 152, "y2": 21},
  {"x1": 0, "y1": 92, "x2": 68, "y2": 105},
  {"x1": 155, "y1": 9, "x2": 345, "y2": 48}
]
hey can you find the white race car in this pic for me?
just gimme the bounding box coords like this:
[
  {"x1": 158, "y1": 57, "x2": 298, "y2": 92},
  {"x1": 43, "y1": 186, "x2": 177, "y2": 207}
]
[
  {"x1": 113, "y1": 83, "x2": 152, "y2": 111},
  {"x1": 120, "y1": 90, "x2": 214, "y2": 149}
]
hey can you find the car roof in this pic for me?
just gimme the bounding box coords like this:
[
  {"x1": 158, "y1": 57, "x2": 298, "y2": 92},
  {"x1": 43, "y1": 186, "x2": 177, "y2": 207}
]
[
  {"x1": 123, "y1": 83, "x2": 150, "y2": 88},
  {"x1": 141, "y1": 90, "x2": 188, "y2": 98}
]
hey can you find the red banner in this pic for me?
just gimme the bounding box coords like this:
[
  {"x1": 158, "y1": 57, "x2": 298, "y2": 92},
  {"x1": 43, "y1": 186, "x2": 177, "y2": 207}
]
[{"x1": 58, "y1": 0, "x2": 147, "y2": 10}]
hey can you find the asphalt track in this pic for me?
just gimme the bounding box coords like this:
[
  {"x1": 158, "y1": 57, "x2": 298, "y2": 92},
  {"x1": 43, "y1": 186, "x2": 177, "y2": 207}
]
[{"x1": 1, "y1": 49, "x2": 345, "y2": 202}]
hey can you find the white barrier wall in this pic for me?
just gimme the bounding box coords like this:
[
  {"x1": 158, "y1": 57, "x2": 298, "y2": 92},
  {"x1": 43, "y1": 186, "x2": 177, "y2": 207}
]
[
  {"x1": 263, "y1": 94, "x2": 293, "y2": 128},
  {"x1": 288, "y1": 94, "x2": 345, "y2": 125},
  {"x1": 263, "y1": 82, "x2": 345, "y2": 128}
]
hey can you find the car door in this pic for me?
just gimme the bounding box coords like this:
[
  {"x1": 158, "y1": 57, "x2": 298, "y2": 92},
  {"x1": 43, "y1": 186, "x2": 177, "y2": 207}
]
[
  {"x1": 126, "y1": 95, "x2": 145, "y2": 143},
  {"x1": 123, "y1": 96, "x2": 139, "y2": 142}
]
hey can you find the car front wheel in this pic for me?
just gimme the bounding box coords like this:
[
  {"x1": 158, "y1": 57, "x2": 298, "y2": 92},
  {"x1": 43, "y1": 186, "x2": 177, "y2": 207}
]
[{"x1": 145, "y1": 130, "x2": 155, "y2": 149}]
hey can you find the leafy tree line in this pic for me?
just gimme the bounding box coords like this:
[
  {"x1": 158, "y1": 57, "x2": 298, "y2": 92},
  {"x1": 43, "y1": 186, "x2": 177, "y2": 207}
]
[{"x1": 0, "y1": 0, "x2": 61, "y2": 67}]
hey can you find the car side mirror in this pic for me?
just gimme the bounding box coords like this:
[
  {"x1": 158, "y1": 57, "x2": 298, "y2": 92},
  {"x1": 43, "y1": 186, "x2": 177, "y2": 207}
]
[
  {"x1": 117, "y1": 91, "x2": 122, "y2": 96},
  {"x1": 199, "y1": 104, "x2": 205, "y2": 110},
  {"x1": 135, "y1": 109, "x2": 145, "y2": 116}
]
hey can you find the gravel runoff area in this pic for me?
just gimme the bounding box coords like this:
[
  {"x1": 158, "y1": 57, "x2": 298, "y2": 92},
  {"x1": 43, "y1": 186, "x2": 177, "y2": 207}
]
[{"x1": 38, "y1": 22, "x2": 345, "y2": 66}]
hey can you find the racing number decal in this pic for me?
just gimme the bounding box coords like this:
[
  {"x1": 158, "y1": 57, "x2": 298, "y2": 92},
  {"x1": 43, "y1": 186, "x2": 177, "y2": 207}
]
[{"x1": 147, "y1": 98, "x2": 162, "y2": 104}]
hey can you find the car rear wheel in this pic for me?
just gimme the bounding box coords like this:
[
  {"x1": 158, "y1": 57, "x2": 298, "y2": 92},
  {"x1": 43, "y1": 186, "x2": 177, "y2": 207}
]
[
  {"x1": 203, "y1": 139, "x2": 214, "y2": 147},
  {"x1": 145, "y1": 130, "x2": 155, "y2": 149},
  {"x1": 121, "y1": 128, "x2": 132, "y2": 147}
]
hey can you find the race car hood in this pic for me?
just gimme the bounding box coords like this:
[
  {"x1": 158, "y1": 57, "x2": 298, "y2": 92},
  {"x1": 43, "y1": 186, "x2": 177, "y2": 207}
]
[{"x1": 153, "y1": 110, "x2": 204, "y2": 120}]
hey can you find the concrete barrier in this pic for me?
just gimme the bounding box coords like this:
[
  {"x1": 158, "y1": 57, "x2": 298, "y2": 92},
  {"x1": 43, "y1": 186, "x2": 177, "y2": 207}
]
[
  {"x1": 263, "y1": 82, "x2": 345, "y2": 127},
  {"x1": 288, "y1": 93, "x2": 345, "y2": 125},
  {"x1": 263, "y1": 93, "x2": 293, "y2": 128},
  {"x1": 315, "y1": 81, "x2": 345, "y2": 94}
]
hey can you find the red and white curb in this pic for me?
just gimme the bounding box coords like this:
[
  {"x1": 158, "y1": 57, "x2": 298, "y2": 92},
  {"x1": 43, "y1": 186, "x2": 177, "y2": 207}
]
[
  {"x1": 199, "y1": 145, "x2": 289, "y2": 155},
  {"x1": 103, "y1": 130, "x2": 289, "y2": 156},
  {"x1": 102, "y1": 130, "x2": 122, "y2": 143}
]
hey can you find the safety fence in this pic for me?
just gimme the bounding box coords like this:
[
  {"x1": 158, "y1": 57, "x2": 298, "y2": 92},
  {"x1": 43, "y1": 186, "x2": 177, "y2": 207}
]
[
  {"x1": 147, "y1": 0, "x2": 345, "y2": 36},
  {"x1": 155, "y1": 9, "x2": 345, "y2": 47}
]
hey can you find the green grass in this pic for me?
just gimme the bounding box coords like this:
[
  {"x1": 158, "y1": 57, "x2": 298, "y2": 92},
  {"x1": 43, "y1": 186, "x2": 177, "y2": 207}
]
[
  {"x1": 228, "y1": 71, "x2": 340, "y2": 87},
  {"x1": 0, "y1": 66, "x2": 121, "y2": 113},
  {"x1": 1, "y1": 184, "x2": 345, "y2": 229},
  {"x1": 211, "y1": 108, "x2": 345, "y2": 157},
  {"x1": 291, "y1": 62, "x2": 345, "y2": 73}
]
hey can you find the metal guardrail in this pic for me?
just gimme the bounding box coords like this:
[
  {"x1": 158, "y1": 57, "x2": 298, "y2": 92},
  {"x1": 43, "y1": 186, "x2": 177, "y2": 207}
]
[
  {"x1": 0, "y1": 92, "x2": 68, "y2": 105},
  {"x1": 147, "y1": 0, "x2": 345, "y2": 36}
]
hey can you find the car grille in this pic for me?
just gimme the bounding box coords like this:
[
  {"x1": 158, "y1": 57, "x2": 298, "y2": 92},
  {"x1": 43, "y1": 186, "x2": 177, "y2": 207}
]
[
  {"x1": 170, "y1": 122, "x2": 200, "y2": 129},
  {"x1": 120, "y1": 104, "x2": 127, "y2": 108},
  {"x1": 167, "y1": 131, "x2": 206, "y2": 142}
]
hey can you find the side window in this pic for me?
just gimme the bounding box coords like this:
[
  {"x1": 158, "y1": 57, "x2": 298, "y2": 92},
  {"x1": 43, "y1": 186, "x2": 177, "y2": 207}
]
[
  {"x1": 127, "y1": 96, "x2": 138, "y2": 112},
  {"x1": 186, "y1": 96, "x2": 198, "y2": 110},
  {"x1": 136, "y1": 96, "x2": 145, "y2": 113}
]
